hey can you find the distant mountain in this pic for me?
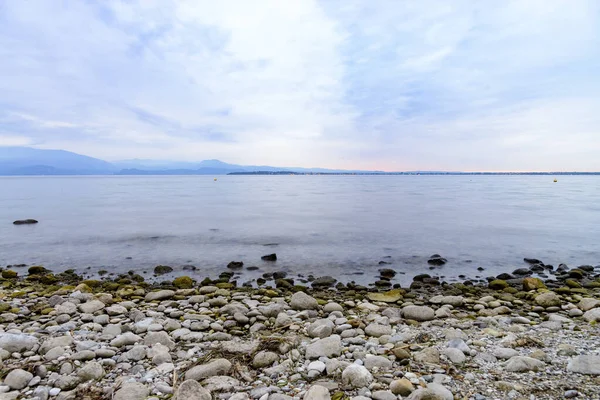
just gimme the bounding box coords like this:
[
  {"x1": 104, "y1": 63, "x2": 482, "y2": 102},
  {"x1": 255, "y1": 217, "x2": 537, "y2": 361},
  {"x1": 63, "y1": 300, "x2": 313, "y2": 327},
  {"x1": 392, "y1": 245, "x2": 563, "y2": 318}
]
[{"x1": 0, "y1": 147, "x2": 116, "y2": 175}]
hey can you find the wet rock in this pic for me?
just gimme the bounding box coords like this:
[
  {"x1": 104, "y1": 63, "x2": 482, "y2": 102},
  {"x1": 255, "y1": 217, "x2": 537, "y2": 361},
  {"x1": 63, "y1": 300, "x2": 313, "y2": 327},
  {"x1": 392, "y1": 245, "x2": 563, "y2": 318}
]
[
  {"x1": 227, "y1": 261, "x2": 244, "y2": 269},
  {"x1": 261, "y1": 254, "x2": 277, "y2": 261},
  {"x1": 13, "y1": 219, "x2": 38, "y2": 225},
  {"x1": 312, "y1": 276, "x2": 337, "y2": 288},
  {"x1": 154, "y1": 265, "x2": 173, "y2": 275}
]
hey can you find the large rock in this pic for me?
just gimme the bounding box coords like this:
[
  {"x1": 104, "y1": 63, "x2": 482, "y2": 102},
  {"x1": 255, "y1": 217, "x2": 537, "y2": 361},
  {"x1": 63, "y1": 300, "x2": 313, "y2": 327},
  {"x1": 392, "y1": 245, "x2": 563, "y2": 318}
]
[
  {"x1": 114, "y1": 382, "x2": 149, "y2": 400},
  {"x1": 583, "y1": 308, "x2": 600, "y2": 323},
  {"x1": 290, "y1": 292, "x2": 318, "y2": 310},
  {"x1": 306, "y1": 335, "x2": 342, "y2": 359},
  {"x1": 364, "y1": 323, "x2": 392, "y2": 337},
  {"x1": 175, "y1": 380, "x2": 211, "y2": 400},
  {"x1": 442, "y1": 348, "x2": 466, "y2": 364},
  {"x1": 303, "y1": 385, "x2": 331, "y2": 400},
  {"x1": 144, "y1": 331, "x2": 176, "y2": 350},
  {"x1": 363, "y1": 355, "x2": 392, "y2": 370},
  {"x1": 78, "y1": 300, "x2": 106, "y2": 314},
  {"x1": 4, "y1": 369, "x2": 33, "y2": 390},
  {"x1": 77, "y1": 361, "x2": 105, "y2": 381},
  {"x1": 534, "y1": 292, "x2": 561, "y2": 307},
  {"x1": 406, "y1": 383, "x2": 453, "y2": 400},
  {"x1": 39, "y1": 335, "x2": 73, "y2": 354},
  {"x1": 523, "y1": 277, "x2": 546, "y2": 291},
  {"x1": 341, "y1": 364, "x2": 373, "y2": 388},
  {"x1": 366, "y1": 289, "x2": 403, "y2": 303},
  {"x1": 307, "y1": 319, "x2": 335, "y2": 338},
  {"x1": 402, "y1": 305, "x2": 435, "y2": 322},
  {"x1": 567, "y1": 355, "x2": 600, "y2": 375},
  {"x1": 0, "y1": 333, "x2": 38, "y2": 353},
  {"x1": 253, "y1": 351, "x2": 279, "y2": 368},
  {"x1": 185, "y1": 359, "x2": 232, "y2": 381},
  {"x1": 145, "y1": 290, "x2": 175, "y2": 302},
  {"x1": 579, "y1": 298, "x2": 600, "y2": 311},
  {"x1": 110, "y1": 332, "x2": 142, "y2": 347},
  {"x1": 390, "y1": 378, "x2": 414, "y2": 396},
  {"x1": 505, "y1": 356, "x2": 545, "y2": 372},
  {"x1": 414, "y1": 347, "x2": 440, "y2": 364}
]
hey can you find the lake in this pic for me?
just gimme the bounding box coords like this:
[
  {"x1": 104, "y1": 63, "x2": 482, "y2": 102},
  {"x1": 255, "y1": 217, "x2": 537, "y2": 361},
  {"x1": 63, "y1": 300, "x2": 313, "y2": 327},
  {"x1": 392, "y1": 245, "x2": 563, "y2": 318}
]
[{"x1": 1, "y1": 175, "x2": 599, "y2": 286}]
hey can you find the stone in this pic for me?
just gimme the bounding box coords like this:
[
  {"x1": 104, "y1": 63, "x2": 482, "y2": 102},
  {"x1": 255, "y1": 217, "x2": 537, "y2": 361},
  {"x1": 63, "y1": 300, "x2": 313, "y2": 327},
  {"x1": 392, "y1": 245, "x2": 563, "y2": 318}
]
[
  {"x1": 402, "y1": 305, "x2": 435, "y2": 322},
  {"x1": 523, "y1": 277, "x2": 546, "y2": 291},
  {"x1": 0, "y1": 333, "x2": 38, "y2": 353},
  {"x1": 307, "y1": 319, "x2": 335, "y2": 338},
  {"x1": 4, "y1": 369, "x2": 33, "y2": 390},
  {"x1": 442, "y1": 348, "x2": 466, "y2": 364},
  {"x1": 13, "y1": 219, "x2": 38, "y2": 225},
  {"x1": 304, "y1": 385, "x2": 330, "y2": 400},
  {"x1": 390, "y1": 378, "x2": 414, "y2": 396},
  {"x1": 583, "y1": 308, "x2": 600, "y2": 323},
  {"x1": 253, "y1": 351, "x2": 279, "y2": 368},
  {"x1": 341, "y1": 364, "x2": 373, "y2": 388},
  {"x1": 323, "y1": 303, "x2": 344, "y2": 313},
  {"x1": 78, "y1": 300, "x2": 105, "y2": 314},
  {"x1": 113, "y1": 382, "x2": 149, "y2": 400},
  {"x1": 505, "y1": 356, "x2": 545, "y2": 372},
  {"x1": 55, "y1": 302, "x2": 77, "y2": 315},
  {"x1": 578, "y1": 298, "x2": 600, "y2": 311},
  {"x1": 39, "y1": 336, "x2": 73, "y2": 354},
  {"x1": 493, "y1": 348, "x2": 519, "y2": 360},
  {"x1": 262, "y1": 253, "x2": 277, "y2": 261},
  {"x1": 175, "y1": 380, "x2": 211, "y2": 400},
  {"x1": 306, "y1": 336, "x2": 342, "y2": 359},
  {"x1": 406, "y1": 383, "x2": 453, "y2": 400},
  {"x1": 145, "y1": 290, "x2": 175, "y2": 302},
  {"x1": 414, "y1": 347, "x2": 440, "y2": 364},
  {"x1": 185, "y1": 358, "x2": 232, "y2": 381},
  {"x1": 372, "y1": 391, "x2": 395, "y2": 400},
  {"x1": 366, "y1": 289, "x2": 403, "y2": 303},
  {"x1": 567, "y1": 355, "x2": 600, "y2": 375},
  {"x1": 363, "y1": 355, "x2": 392, "y2": 370},
  {"x1": 534, "y1": 292, "x2": 561, "y2": 307},
  {"x1": 110, "y1": 332, "x2": 142, "y2": 347},
  {"x1": 144, "y1": 331, "x2": 175, "y2": 350},
  {"x1": 77, "y1": 361, "x2": 105, "y2": 381},
  {"x1": 290, "y1": 292, "x2": 319, "y2": 310},
  {"x1": 364, "y1": 323, "x2": 392, "y2": 337}
]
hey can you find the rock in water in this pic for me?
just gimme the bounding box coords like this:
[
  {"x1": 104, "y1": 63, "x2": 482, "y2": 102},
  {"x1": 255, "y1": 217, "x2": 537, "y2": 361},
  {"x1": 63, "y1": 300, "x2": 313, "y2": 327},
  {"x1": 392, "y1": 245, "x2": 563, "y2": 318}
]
[
  {"x1": 114, "y1": 382, "x2": 149, "y2": 400},
  {"x1": 227, "y1": 261, "x2": 244, "y2": 269},
  {"x1": 341, "y1": 364, "x2": 373, "y2": 388},
  {"x1": 303, "y1": 385, "x2": 331, "y2": 400},
  {"x1": 175, "y1": 380, "x2": 211, "y2": 400},
  {"x1": 427, "y1": 254, "x2": 447, "y2": 266},
  {"x1": 13, "y1": 219, "x2": 38, "y2": 225},
  {"x1": 567, "y1": 355, "x2": 600, "y2": 375},
  {"x1": 261, "y1": 253, "x2": 277, "y2": 261}
]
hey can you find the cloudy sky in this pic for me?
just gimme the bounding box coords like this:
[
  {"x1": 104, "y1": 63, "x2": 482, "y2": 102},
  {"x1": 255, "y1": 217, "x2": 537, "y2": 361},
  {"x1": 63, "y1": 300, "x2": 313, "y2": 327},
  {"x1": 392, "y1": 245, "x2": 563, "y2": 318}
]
[{"x1": 1, "y1": 0, "x2": 599, "y2": 171}]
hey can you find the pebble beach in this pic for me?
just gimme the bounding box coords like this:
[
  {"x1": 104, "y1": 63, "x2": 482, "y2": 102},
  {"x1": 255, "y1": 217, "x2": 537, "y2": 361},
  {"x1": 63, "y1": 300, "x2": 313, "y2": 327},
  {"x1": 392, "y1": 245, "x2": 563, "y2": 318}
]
[{"x1": 1, "y1": 258, "x2": 600, "y2": 400}]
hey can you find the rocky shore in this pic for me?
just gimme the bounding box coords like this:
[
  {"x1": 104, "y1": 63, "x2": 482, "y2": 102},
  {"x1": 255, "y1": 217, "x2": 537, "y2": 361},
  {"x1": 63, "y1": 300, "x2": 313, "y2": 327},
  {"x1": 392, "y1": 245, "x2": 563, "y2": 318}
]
[{"x1": 1, "y1": 260, "x2": 600, "y2": 400}]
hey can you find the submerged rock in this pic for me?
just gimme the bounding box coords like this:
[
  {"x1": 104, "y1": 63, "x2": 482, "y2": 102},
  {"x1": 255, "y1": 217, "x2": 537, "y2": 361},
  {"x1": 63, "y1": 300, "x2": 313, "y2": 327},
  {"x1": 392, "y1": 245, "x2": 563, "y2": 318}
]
[{"x1": 13, "y1": 219, "x2": 38, "y2": 225}]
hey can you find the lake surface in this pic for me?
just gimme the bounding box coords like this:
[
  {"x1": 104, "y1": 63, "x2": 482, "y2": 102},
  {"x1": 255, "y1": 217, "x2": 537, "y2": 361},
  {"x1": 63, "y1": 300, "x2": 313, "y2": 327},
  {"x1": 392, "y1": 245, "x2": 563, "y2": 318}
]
[{"x1": 1, "y1": 175, "x2": 599, "y2": 286}]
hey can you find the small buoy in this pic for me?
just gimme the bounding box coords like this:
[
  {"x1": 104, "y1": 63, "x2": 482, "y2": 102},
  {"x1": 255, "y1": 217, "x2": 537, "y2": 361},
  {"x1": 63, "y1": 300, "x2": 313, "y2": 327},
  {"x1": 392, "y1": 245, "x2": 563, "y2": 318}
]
[
  {"x1": 554, "y1": 179, "x2": 557, "y2": 183},
  {"x1": 214, "y1": 178, "x2": 217, "y2": 181}
]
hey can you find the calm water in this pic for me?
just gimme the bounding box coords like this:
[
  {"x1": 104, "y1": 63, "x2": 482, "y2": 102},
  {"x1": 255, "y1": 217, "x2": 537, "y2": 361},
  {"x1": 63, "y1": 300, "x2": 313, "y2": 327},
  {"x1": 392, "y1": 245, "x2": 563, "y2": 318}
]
[{"x1": 1, "y1": 175, "x2": 599, "y2": 286}]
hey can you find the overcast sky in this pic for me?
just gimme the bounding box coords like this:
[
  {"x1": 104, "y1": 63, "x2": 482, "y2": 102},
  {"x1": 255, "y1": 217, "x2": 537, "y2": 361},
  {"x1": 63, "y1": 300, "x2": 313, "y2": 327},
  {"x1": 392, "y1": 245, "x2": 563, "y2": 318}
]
[{"x1": 1, "y1": 1, "x2": 599, "y2": 171}]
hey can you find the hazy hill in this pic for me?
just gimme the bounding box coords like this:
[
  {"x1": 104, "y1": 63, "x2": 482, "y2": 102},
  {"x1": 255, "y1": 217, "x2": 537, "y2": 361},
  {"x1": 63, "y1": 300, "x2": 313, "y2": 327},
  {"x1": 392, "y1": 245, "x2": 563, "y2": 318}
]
[{"x1": 0, "y1": 147, "x2": 116, "y2": 175}]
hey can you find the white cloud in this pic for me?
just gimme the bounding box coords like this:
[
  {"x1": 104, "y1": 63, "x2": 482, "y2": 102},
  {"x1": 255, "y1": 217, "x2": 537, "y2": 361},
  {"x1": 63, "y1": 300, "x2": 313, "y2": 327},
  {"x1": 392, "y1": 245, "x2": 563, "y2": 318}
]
[{"x1": 0, "y1": 0, "x2": 599, "y2": 170}]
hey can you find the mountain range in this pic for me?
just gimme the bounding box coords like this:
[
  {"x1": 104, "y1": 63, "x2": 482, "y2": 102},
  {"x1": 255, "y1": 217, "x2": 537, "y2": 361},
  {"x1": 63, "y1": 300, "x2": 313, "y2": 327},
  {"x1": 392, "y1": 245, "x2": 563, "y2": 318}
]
[{"x1": 0, "y1": 147, "x2": 380, "y2": 175}]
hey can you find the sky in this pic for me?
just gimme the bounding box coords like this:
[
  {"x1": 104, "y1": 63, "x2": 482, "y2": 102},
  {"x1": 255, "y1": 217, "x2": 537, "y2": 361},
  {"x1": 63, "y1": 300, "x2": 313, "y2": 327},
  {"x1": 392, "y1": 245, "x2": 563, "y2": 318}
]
[{"x1": 1, "y1": 0, "x2": 599, "y2": 172}]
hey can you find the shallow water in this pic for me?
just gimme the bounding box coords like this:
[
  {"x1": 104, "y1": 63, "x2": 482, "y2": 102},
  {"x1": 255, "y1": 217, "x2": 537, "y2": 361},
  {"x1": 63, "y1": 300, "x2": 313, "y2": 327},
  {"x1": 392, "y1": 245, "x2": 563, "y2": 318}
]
[{"x1": 1, "y1": 175, "x2": 599, "y2": 286}]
